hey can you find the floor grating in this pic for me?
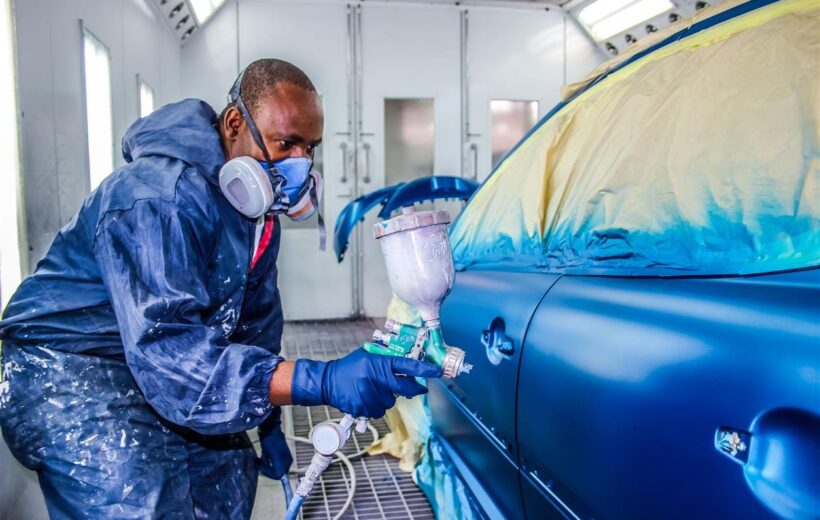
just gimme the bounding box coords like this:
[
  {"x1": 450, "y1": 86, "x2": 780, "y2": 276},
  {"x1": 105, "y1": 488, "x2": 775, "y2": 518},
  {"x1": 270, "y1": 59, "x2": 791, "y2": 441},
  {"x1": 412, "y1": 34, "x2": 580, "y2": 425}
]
[{"x1": 280, "y1": 319, "x2": 435, "y2": 520}]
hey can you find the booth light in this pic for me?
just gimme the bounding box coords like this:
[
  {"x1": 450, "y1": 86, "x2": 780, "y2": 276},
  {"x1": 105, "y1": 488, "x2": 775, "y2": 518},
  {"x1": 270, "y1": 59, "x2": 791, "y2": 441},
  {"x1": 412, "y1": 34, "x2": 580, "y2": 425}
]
[
  {"x1": 82, "y1": 28, "x2": 113, "y2": 191},
  {"x1": 188, "y1": 0, "x2": 226, "y2": 25},
  {"x1": 579, "y1": 0, "x2": 674, "y2": 41},
  {"x1": 138, "y1": 76, "x2": 155, "y2": 118}
]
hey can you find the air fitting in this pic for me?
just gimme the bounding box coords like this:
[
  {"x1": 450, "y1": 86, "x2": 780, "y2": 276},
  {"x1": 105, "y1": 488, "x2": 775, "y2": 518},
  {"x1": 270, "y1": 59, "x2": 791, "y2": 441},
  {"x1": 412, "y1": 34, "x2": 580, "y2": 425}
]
[{"x1": 441, "y1": 347, "x2": 472, "y2": 379}]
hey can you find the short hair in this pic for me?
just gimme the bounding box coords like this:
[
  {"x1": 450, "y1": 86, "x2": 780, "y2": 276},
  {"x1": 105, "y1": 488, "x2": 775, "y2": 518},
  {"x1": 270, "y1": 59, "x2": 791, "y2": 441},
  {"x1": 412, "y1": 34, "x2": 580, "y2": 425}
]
[{"x1": 229, "y1": 58, "x2": 316, "y2": 118}]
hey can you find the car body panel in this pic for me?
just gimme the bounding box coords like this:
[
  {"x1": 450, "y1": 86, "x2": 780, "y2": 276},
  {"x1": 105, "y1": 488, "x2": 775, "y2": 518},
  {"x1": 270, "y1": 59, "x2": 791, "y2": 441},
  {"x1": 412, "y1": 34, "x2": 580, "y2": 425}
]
[
  {"x1": 428, "y1": 383, "x2": 520, "y2": 520},
  {"x1": 431, "y1": 270, "x2": 560, "y2": 518},
  {"x1": 425, "y1": 0, "x2": 820, "y2": 516},
  {"x1": 517, "y1": 268, "x2": 820, "y2": 519}
]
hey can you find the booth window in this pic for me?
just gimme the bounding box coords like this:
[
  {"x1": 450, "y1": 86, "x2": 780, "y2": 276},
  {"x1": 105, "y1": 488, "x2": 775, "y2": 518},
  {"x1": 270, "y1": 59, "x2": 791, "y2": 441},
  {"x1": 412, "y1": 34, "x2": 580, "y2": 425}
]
[
  {"x1": 138, "y1": 75, "x2": 155, "y2": 118},
  {"x1": 82, "y1": 27, "x2": 113, "y2": 191},
  {"x1": 384, "y1": 98, "x2": 435, "y2": 185},
  {"x1": 490, "y1": 100, "x2": 539, "y2": 168}
]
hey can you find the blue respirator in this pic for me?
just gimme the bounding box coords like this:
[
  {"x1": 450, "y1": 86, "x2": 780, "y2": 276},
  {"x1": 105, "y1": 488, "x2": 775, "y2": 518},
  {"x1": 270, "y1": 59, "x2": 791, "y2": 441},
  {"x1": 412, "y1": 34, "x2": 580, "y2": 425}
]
[{"x1": 218, "y1": 68, "x2": 325, "y2": 250}]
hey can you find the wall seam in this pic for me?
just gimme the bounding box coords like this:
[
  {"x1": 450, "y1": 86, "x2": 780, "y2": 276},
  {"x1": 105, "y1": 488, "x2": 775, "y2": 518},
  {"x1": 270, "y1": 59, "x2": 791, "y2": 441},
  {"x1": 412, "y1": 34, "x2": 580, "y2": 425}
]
[
  {"x1": 563, "y1": 14, "x2": 568, "y2": 87},
  {"x1": 235, "y1": 0, "x2": 240, "y2": 76},
  {"x1": 121, "y1": 4, "x2": 127, "y2": 162},
  {"x1": 48, "y1": 17, "x2": 61, "y2": 226}
]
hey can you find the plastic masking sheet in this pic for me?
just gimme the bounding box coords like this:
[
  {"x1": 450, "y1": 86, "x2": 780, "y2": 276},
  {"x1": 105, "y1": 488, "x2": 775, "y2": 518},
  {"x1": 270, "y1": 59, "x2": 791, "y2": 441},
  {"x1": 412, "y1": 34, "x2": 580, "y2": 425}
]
[{"x1": 451, "y1": 0, "x2": 820, "y2": 276}]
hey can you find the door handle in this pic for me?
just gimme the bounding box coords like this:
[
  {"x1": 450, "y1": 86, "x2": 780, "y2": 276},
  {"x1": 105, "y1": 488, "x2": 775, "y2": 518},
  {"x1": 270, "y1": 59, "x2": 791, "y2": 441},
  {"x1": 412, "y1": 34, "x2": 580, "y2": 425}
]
[
  {"x1": 339, "y1": 142, "x2": 349, "y2": 183},
  {"x1": 469, "y1": 142, "x2": 479, "y2": 181},
  {"x1": 481, "y1": 317, "x2": 514, "y2": 365},
  {"x1": 361, "y1": 142, "x2": 372, "y2": 184},
  {"x1": 715, "y1": 408, "x2": 820, "y2": 519}
]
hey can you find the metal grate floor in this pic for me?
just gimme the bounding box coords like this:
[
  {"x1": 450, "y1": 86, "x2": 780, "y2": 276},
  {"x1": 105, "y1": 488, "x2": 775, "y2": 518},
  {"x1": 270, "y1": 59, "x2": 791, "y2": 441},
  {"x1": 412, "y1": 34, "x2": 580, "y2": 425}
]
[{"x1": 280, "y1": 319, "x2": 435, "y2": 520}]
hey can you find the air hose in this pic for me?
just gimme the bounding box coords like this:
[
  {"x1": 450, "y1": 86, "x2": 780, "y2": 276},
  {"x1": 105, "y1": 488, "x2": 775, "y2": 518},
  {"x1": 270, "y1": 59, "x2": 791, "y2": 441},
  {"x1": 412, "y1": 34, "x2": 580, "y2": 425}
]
[
  {"x1": 280, "y1": 475, "x2": 294, "y2": 506},
  {"x1": 279, "y1": 422, "x2": 377, "y2": 520},
  {"x1": 283, "y1": 496, "x2": 304, "y2": 520}
]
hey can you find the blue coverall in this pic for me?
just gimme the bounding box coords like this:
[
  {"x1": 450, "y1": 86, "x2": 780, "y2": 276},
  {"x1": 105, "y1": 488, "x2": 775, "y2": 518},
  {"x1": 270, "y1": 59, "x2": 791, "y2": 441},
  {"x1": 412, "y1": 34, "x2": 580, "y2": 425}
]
[{"x1": 0, "y1": 99, "x2": 287, "y2": 519}]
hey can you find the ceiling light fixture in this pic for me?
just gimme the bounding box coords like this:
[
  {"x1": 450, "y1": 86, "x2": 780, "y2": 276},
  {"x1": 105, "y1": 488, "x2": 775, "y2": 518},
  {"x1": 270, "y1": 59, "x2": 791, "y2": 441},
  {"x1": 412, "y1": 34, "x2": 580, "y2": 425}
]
[
  {"x1": 188, "y1": 0, "x2": 226, "y2": 25},
  {"x1": 578, "y1": 0, "x2": 674, "y2": 41}
]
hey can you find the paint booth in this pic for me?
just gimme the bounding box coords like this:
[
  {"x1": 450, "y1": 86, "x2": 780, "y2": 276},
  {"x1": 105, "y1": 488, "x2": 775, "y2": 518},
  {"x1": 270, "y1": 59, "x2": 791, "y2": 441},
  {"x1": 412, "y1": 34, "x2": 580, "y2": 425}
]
[{"x1": 0, "y1": 0, "x2": 818, "y2": 519}]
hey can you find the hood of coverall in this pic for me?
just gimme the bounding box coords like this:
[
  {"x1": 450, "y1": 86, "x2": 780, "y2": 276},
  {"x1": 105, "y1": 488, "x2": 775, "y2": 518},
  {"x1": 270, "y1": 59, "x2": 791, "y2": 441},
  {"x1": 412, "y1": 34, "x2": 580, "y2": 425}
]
[{"x1": 122, "y1": 98, "x2": 226, "y2": 180}]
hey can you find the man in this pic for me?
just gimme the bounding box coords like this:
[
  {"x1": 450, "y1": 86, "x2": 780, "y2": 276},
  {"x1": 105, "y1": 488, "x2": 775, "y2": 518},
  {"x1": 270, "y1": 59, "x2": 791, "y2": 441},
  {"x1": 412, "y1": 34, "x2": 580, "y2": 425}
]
[{"x1": 0, "y1": 59, "x2": 440, "y2": 519}]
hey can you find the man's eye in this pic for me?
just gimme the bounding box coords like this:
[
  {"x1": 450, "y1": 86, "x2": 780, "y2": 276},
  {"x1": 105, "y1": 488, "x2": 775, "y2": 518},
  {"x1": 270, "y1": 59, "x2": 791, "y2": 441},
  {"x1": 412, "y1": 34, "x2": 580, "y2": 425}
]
[
  {"x1": 307, "y1": 144, "x2": 319, "y2": 155},
  {"x1": 279, "y1": 140, "x2": 293, "y2": 150}
]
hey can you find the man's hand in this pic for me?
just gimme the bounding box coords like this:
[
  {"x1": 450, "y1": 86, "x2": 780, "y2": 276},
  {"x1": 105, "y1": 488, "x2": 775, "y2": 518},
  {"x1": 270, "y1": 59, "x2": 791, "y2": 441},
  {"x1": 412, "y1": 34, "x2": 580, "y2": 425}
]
[{"x1": 286, "y1": 347, "x2": 442, "y2": 418}]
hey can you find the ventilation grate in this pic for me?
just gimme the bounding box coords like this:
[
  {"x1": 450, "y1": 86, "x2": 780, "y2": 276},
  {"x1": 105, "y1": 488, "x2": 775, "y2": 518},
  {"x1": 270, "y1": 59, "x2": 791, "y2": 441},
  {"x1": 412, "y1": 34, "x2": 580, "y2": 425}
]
[{"x1": 150, "y1": 0, "x2": 197, "y2": 44}]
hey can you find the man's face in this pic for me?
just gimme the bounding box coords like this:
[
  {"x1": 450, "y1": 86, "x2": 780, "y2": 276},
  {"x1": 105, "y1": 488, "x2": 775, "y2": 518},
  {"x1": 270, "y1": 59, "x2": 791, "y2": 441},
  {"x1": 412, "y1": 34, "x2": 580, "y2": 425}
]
[{"x1": 221, "y1": 82, "x2": 324, "y2": 163}]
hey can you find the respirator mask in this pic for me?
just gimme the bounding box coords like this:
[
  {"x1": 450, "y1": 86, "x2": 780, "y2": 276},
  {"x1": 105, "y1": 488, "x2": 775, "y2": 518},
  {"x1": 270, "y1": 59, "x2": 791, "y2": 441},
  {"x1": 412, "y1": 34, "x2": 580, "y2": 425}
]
[{"x1": 218, "y1": 69, "x2": 326, "y2": 250}]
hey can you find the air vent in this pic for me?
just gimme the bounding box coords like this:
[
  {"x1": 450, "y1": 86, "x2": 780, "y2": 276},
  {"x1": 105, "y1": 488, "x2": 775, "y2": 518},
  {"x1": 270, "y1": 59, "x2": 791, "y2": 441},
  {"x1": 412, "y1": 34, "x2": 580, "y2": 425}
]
[
  {"x1": 175, "y1": 15, "x2": 190, "y2": 30},
  {"x1": 181, "y1": 26, "x2": 196, "y2": 41},
  {"x1": 150, "y1": 0, "x2": 225, "y2": 45},
  {"x1": 168, "y1": 2, "x2": 185, "y2": 19}
]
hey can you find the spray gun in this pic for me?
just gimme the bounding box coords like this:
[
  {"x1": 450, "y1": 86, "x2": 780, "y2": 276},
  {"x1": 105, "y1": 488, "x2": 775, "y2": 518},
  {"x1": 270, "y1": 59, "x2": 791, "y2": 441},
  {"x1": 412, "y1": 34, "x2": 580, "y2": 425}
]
[
  {"x1": 366, "y1": 207, "x2": 472, "y2": 378},
  {"x1": 284, "y1": 207, "x2": 472, "y2": 520}
]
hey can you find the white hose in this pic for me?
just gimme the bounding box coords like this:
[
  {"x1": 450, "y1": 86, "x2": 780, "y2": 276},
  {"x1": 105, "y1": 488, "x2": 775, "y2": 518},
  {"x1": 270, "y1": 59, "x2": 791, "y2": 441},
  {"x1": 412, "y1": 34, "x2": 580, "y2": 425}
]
[
  {"x1": 259, "y1": 420, "x2": 379, "y2": 519},
  {"x1": 287, "y1": 436, "x2": 357, "y2": 520}
]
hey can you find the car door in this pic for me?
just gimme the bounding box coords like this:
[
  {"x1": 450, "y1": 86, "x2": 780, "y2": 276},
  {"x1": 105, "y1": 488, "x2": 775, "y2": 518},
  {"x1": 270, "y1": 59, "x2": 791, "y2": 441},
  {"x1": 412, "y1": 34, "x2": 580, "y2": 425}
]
[
  {"x1": 516, "y1": 269, "x2": 820, "y2": 519},
  {"x1": 430, "y1": 269, "x2": 560, "y2": 519}
]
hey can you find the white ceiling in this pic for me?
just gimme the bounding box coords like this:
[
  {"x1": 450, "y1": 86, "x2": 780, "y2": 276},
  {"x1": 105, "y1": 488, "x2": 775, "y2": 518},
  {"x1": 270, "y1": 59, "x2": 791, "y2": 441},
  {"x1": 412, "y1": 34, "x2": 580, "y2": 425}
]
[{"x1": 152, "y1": 0, "x2": 569, "y2": 46}]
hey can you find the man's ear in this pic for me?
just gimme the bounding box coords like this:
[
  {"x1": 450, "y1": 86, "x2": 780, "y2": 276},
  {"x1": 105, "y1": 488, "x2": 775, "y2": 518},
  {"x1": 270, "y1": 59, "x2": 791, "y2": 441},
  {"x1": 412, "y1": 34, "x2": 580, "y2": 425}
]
[{"x1": 222, "y1": 105, "x2": 244, "y2": 141}]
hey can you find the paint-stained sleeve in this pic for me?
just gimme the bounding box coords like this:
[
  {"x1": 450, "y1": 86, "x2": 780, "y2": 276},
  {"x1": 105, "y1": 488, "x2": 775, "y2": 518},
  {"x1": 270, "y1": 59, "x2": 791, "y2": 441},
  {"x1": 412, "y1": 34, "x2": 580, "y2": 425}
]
[{"x1": 93, "y1": 198, "x2": 282, "y2": 435}]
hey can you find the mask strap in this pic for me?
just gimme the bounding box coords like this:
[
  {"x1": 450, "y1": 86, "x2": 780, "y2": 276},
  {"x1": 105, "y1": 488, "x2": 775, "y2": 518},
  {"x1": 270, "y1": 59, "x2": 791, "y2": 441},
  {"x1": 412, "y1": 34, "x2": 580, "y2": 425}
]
[
  {"x1": 309, "y1": 181, "x2": 326, "y2": 251},
  {"x1": 234, "y1": 95, "x2": 291, "y2": 208}
]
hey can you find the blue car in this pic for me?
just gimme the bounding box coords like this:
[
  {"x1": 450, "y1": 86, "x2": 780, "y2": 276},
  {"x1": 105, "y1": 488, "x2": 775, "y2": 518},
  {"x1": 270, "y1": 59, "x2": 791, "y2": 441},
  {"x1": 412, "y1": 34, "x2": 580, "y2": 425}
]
[{"x1": 429, "y1": 0, "x2": 820, "y2": 518}]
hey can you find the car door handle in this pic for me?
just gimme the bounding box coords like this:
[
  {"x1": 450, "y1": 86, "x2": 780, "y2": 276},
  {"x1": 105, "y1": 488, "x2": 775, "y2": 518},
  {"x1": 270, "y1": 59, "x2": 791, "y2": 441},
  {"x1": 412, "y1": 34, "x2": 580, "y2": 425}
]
[
  {"x1": 481, "y1": 317, "x2": 514, "y2": 365},
  {"x1": 715, "y1": 408, "x2": 820, "y2": 519}
]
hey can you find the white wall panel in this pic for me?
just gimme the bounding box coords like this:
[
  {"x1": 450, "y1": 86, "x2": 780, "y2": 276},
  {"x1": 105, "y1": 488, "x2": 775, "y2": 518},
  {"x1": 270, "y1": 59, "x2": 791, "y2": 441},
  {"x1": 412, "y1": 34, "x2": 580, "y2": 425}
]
[
  {"x1": 238, "y1": 1, "x2": 353, "y2": 320},
  {"x1": 179, "y1": 0, "x2": 238, "y2": 110},
  {"x1": 565, "y1": 16, "x2": 607, "y2": 86},
  {"x1": 359, "y1": 3, "x2": 462, "y2": 318},
  {"x1": 13, "y1": 0, "x2": 60, "y2": 267},
  {"x1": 15, "y1": 0, "x2": 182, "y2": 270},
  {"x1": 466, "y1": 7, "x2": 568, "y2": 181}
]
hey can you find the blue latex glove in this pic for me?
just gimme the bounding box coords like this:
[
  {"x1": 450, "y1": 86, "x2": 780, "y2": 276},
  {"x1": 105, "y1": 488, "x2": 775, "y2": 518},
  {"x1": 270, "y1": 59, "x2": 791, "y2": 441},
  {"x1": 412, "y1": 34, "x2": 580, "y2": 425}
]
[
  {"x1": 257, "y1": 408, "x2": 293, "y2": 480},
  {"x1": 291, "y1": 347, "x2": 443, "y2": 418}
]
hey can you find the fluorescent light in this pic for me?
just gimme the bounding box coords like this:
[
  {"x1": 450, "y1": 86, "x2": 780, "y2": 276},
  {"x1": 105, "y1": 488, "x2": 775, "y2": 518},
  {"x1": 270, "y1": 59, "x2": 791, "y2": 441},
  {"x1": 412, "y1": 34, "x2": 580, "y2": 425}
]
[
  {"x1": 579, "y1": 0, "x2": 673, "y2": 41},
  {"x1": 83, "y1": 29, "x2": 114, "y2": 190},
  {"x1": 579, "y1": 0, "x2": 634, "y2": 27},
  {"x1": 0, "y1": 0, "x2": 22, "y2": 307},
  {"x1": 188, "y1": 0, "x2": 226, "y2": 25},
  {"x1": 138, "y1": 76, "x2": 155, "y2": 118}
]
